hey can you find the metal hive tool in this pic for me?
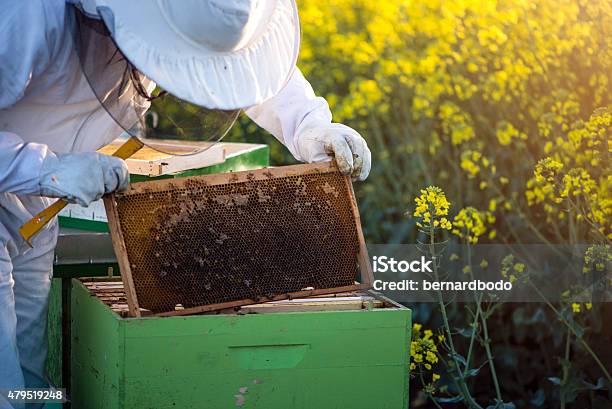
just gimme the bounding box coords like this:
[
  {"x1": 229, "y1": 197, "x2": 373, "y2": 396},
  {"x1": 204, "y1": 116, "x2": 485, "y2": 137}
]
[{"x1": 104, "y1": 162, "x2": 373, "y2": 317}]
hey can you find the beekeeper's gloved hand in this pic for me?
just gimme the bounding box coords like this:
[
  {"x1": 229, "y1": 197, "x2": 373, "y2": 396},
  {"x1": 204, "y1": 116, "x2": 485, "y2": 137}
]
[
  {"x1": 39, "y1": 152, "x2": 129, "y2": 206},
  {"x1": 295, "y1": 123, "x2": 371, "y2": 181}
]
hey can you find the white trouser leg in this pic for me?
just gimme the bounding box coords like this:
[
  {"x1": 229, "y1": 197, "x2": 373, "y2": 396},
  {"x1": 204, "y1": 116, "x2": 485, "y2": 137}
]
[
  {"x1": 0, "y1": 194, "x2": 58, "y2": 409},
  {"x1": 0, "y1": 220, "x2": 22, "y2": 409}
]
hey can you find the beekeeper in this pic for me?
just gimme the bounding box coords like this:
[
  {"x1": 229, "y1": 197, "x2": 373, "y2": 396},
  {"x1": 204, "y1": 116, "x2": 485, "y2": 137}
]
[{"x1": 0, "y1": 0, "x2": 371, "y2": 407}]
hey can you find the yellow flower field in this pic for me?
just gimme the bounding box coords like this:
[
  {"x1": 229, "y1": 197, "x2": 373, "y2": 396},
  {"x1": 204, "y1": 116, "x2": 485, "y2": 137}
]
[
  {"x1": 294, "y1": 0, "x2": 611, "y2": 407},
  {"x1": 298, "y1": 0, "x2": 611, "y2": 244}
]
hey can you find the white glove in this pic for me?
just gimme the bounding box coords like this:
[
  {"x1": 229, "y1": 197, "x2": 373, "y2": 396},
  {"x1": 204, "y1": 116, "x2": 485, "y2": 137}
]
[
  {"x1": 39, "y1": 152, "x2": 129, "y2": 206},
  {"x1": 295, "y1": 123, "x2": 371, "y2": 181}
]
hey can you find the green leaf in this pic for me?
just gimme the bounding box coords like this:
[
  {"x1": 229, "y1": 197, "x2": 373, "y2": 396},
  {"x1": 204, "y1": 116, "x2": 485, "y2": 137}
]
[
  {"x1": 456, "y1": 326, "x2": 476, "y2": 338},
  {"x1": 450, "y1": 352, "x2": 467, "y2": 369},
  {"x1": 582, "y1": 377, "x2": 606, "y2": 391},
  {"x1": 435, "y1": 395, "x2": 464, "y2": 403},
  {"x1": 464, "y1": 367, "x2": 481, "y2": 378},
  {"x1": 530, "y1": 389, "x2": 546, "y2": 406},
  {"x1": 560, "y1": 309, "x2": 585, "y2": 339},
  {"x1": 486, "y1": 401, "x2": 516, "y2": 409}
]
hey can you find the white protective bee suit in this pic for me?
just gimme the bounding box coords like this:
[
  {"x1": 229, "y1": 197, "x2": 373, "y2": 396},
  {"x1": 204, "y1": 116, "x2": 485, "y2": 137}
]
[{"x1": 0, "y1": 1, "x2": 370, "y2": 408}]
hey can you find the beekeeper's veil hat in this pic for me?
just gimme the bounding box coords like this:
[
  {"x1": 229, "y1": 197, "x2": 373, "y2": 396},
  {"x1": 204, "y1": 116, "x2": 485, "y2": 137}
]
[{"x1": 69, "y1": 0, "x2": 300, "y2": 153}]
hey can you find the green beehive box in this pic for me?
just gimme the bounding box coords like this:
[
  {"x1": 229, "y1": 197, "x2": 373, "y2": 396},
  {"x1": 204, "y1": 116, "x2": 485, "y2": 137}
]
[{"x1": 70, "y1": 279, "x2": 411, "y2": 409}]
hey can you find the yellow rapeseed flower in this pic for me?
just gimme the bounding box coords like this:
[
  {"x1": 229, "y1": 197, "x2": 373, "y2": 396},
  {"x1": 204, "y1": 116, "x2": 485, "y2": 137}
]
[
  {"x1": 413, "y1": 187, "x2": 453, "y2": 230},
  {"x1": 452, "y1": 207, "x2": 493, "y2": 244}
]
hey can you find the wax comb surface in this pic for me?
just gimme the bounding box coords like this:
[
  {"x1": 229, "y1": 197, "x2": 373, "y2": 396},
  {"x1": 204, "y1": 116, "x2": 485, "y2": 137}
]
[{"x1": 104, "y1": 162, "x2": 372, "y2": 316}]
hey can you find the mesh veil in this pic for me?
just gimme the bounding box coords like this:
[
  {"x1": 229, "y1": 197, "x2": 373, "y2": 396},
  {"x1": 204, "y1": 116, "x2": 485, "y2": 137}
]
[{"x1": 69, "y1": 5, "x2": 240, "y2": 155}]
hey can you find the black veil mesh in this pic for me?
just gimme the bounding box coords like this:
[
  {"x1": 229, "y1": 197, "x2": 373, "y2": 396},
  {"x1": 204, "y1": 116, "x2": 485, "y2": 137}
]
[{"x1": 69, "y1": 5, "x2": 240, "y2": 155}]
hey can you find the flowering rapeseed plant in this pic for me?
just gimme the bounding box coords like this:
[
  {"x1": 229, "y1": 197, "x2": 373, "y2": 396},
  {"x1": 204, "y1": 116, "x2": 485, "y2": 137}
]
[
  {"x1": 410, "y1": 323, "x2": 442, "y2": 394},
  {"x1": 526, "y1": 108, "x2": 611, "y2": 239},
  {"x1": 452, "y1": 207, "x2": 495, "y2": 244},
  {"x1": 571, "y1": 302, "x2": 593, "y2": 314},
  {"x1": 501, "y1": 254, "x2": 527, "y2": 284},
  {"x1": 413, "y1": 186, "x2": 452, "y2": 230},
  {"x1": 583, "y1": 244, "x2": 611, "y2": 273}
]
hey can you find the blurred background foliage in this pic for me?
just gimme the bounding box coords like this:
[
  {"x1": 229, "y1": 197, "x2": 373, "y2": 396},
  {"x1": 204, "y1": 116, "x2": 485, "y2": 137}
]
[
  {"x1": 223, "y1": 0, "x2": 611, "y2": 406},
  {"x1": 228, "y1": 0, "x2": 611, "y2": 241}
]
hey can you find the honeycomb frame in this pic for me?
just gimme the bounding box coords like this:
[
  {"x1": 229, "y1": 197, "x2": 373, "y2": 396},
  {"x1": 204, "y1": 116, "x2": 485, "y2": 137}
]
[{"x1": 104, "y1": 162, "x2": 373, "y2": 317}]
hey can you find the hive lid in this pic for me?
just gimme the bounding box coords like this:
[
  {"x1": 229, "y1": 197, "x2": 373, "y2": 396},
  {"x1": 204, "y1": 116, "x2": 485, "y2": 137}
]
[
  {"x1": 98, "y1": 138, "x2": 226, "y2": 176},
  {"x1": 104, "y1": 162, "x2": 373, "y2": 317}
]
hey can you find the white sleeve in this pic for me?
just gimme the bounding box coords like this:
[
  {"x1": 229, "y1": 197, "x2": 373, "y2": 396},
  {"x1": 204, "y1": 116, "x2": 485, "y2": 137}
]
[
  {"x1": 0, "y1": 0, "x2": 56, "y2": 109},
  {"x1": 245, "y1": 68, "x2": 332, "y2": 161},
  {"x1": 0, "y1": 1, "x2": 59, "y2": 194},
  {"x1": 0, "y1": 132, "x2": 49, "y2": 195}
]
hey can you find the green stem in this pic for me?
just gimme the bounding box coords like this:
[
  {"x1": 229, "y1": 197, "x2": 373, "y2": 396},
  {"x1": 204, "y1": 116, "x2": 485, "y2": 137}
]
[
  {"x1": 560, "y1": 329, "x2": 571, "y2": 409},
  {"x1": 463, "y1": 244, "x2": 480, "y2": 375},
  {"x1": 463, "y1": 300, "x2": 480, "y2": 377},
  {"x1": 530, "y1": 282, "x2": 612, "y2": 383},
  {"x1": 568, "y1": 205, "x2": 576, "y2": 246},
  {"x1": 465, "y1": 242, "x2": 502, "y2": 402},
  {"x1": 480, "y1": 309, "x2": 503, "y2": 402},
  {"x1": 429, "y1": 227, "x2": 484, "y2": 409},
  {"x1": 419, "y1": 371, "x2": 444, "y2": 409}
]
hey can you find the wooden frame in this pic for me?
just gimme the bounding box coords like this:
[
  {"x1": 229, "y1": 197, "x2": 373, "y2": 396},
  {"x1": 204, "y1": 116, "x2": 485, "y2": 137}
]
[
  {"x1": 104, "y1": 162, "x2": 372, "y2": 317},
  {"x1": 103, "y1": 197, "x2": 142, "y2": 317},
  {"x1": 81, "y1": 278, "x2": 392, "y2": 317}
]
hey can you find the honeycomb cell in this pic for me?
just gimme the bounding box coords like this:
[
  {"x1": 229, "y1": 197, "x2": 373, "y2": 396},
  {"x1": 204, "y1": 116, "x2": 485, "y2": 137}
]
[{"x1": 109, "y1": 163, "x2": 364, "y2": 314}]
